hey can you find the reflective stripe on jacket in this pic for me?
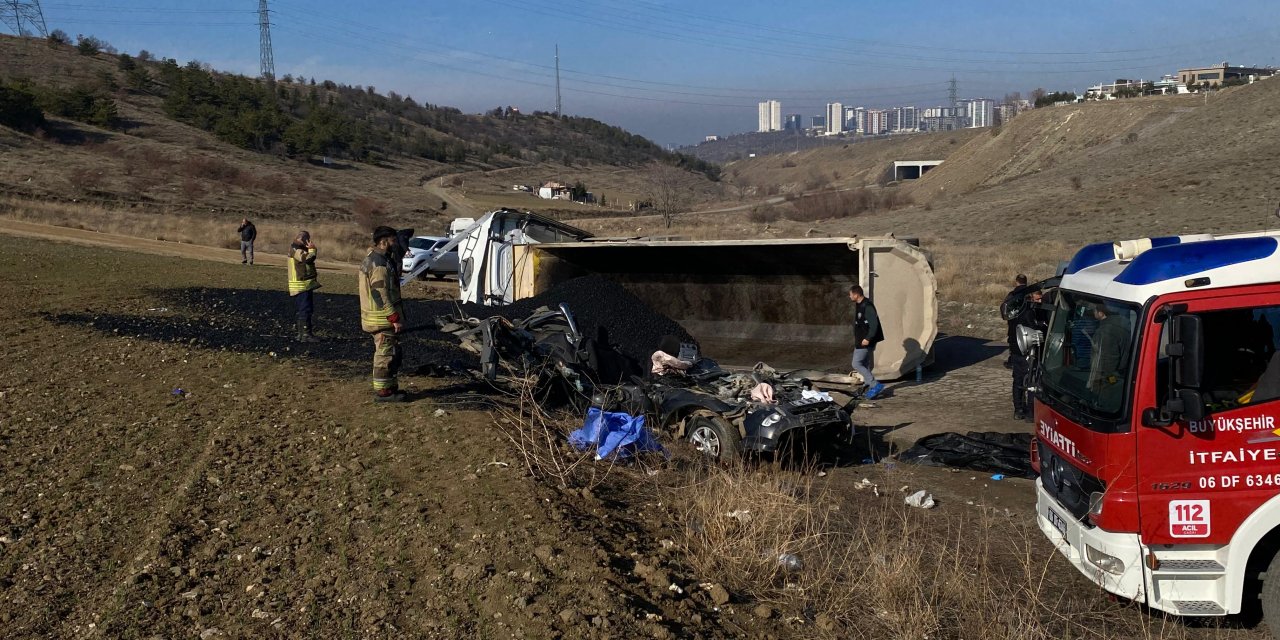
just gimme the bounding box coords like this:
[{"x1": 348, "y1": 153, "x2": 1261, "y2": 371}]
[
  {"x1": 358, "y1": 248, "x2": 403, "y2": 333},
  {"x1": 287, "y1": 246, "x2": 319, "y2": 295}
]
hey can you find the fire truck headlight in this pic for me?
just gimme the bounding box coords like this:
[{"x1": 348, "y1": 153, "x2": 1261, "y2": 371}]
[{"x1": 1086, "y1": 545, "x2": 1125, "y2": 575}]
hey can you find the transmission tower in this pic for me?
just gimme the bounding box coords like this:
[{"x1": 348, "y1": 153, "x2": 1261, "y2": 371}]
[
  {"x1": 948, "y1": 76, "x2": 958, "y2": 109},
  {"x1": 554, "y1": 44, "x2": 562, "y2": 116},
  {"x1": 258, "y1": 0, "x2": 275, "y2": 80},
  {"x1": 1, "y1": 0, "x2": 48, "y2": 38}
]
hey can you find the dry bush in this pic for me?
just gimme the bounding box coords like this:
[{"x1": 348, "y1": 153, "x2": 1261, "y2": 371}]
[
  {"x1": 747, "y1": 205, "x2": 780, "y2": 224},
  {"x1": 490, "y1": 377, "x2": 612, "y2": 490},
  {"x1": 180, "y1": 177, "x2": 206, "y2": 200},
  {"x1": 928, "y1": 239, "x2": 1070, "y2": 306},
  {"x1": 785, "y1": 188, "x2": 914, "y2": 222},
  {"x1": 180, "y1": 155, "x2": 243, "y2": 184},
  {"x1": 671, "y1": 464, "x2": 1202, "y2": 639},
  {"x1": 65, "y1": 167, "x2": 106, "y2": 193},
  {"x1": 352, "y1": 196, "x2": 388, "y2": 232}
]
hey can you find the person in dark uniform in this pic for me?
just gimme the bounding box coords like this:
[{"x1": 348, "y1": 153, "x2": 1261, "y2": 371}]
[
  {"x1": 1011, "y1": 289, "x2": 1045, "y2": 421},
  {"x1": 1005, "y1": 274, "x2": 1028, "y2": 369}
]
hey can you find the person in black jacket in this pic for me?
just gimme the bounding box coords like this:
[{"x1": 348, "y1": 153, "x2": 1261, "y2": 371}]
[
  {"x1": 1005, "y1": 274, "x2": 1028, "y2": 368},
  {"x1": 848, "y1": 285, "x2": 886, "y2": 399},
  {"x1": 237, "y1": 218, "x2": 257, "y2": 265},
  {"x1": 1011, "y1": 289, "x2": 1046, "y2": 421}
]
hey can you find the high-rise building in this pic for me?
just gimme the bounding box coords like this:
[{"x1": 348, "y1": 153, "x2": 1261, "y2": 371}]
[
  {"x1": 825, "y1": 102, "x2": 844, "y2": 135},
  {"x1": 785, "y1": 114, "x2": 803, "y2": 131},
  {"x1": 898, "y1": 106, "x2": 919, "y2": 131},
  {"x1": 757, "y1": 100, "x2": 782, "y2": 132},
  {"x1": 811, "y1": 114, "x2": 826, "y2": 129},
  {"x1": 885, "y1": 109, "x2": 900, "y2": 132},
  {"x1": 854, "y1": 107, "x2": 866, "y2": 134},
  {"x1": 967, "y1": 98, "x2": 996, "y2": 128},
  {"x1": 865, "y1": 109, "x2": 887, "y2": 135}
]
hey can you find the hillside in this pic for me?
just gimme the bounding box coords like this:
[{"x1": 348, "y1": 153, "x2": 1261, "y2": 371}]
[
  {"x1": 720, "y1": 128, "x2": 980, "y2": 196},
  {"x1": 0, "y1": 34, "x2": 721, "y2": 232}
]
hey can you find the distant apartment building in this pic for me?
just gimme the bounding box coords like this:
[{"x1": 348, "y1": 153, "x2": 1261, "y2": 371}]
[
  {"x1": 842, "y1": 105, "x2": 857, "y2": 131},
  {"x1": 757, "y1": 100, "x2": 782, "y2": 132},
  {"x1": 897, "y1": 106, "x2": 918, "y2": 131},
  {"x1": 784, "y1": 114, "x2": 803, "y2": 131},
  {"x1": 853, "y1": 106, "x2": 867, "y2": 134},
  {"x1": 920, "y1": 106, "x2": 961, "y2": 132},
  {"x1": 865, "y1": 109, "x2": 887, "y2": 135},
  {"x1": 825, "y1": 102, "x2": 844, "y2": 135},
  {"x1": 1178, "y1": 63, "x2": 1277, "y2": 88},
  {"x1": 966, "y1": 98, "x2": 996, "y2": 128},
  {"x1": 1152, "y1": 74, "x2": 1187, "y2": 95},
  {"x1": 703, "y1": 135, "x2": 720, "y2": 142},
  {"x1": 811, "y1": 114, "x2": 826, "y2": 130},
  {"x1": 885, "y1": 108, "x2": 900, "y2": 132}
]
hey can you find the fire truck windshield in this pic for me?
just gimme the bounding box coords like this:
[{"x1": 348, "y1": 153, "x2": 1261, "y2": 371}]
[{"x1": 1040, "y1": 291, "x2": 1139, "y2": 426}]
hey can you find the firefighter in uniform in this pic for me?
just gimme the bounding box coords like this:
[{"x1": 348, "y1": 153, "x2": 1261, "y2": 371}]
[
  {"x1": 287, "y1": 230, "x2": 320, "y2": 343},
  {"x1": 359, "y1": 226, "x2": 407, "y2": 403}
]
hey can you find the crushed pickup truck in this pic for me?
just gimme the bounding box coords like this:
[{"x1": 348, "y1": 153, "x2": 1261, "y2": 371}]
[{"x1": 436, "y1": 303, "x2": 853, "y2": 461}]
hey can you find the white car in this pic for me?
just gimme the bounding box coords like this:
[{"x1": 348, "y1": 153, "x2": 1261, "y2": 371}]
[{"x1": 402, "y1": 236, "x2": 460, "y2": 280}]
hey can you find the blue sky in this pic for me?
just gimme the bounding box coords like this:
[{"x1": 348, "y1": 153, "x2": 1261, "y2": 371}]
[{"x1": 31, "y1": 0, "x2": 1280, "y2": 145}]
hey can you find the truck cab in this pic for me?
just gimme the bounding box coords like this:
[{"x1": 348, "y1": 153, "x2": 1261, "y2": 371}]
[{"x1": 1035, "y1": 232, "x2": 1280, "y2": 628}]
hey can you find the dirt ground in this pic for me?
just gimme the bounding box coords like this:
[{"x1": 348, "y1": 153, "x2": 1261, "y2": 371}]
[{"x1": 0, "y1": 233, "x2": 1270, "y2": 639}]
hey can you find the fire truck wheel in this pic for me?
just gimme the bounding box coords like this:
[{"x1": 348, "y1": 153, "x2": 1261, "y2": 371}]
[{"x1": 1261, "y1": 551, "x2": 1280, "y2": 631}]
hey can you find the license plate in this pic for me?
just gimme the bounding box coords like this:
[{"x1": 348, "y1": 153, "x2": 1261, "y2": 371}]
[{"x1": 1047, "y1": 508, "x2": 1068, "y2": 536}]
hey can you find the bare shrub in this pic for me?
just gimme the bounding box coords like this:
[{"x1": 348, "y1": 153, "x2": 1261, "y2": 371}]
[
  {"x1": 746, "y1": 205, "x2": 779, "y2": 224},
  {"x1": 493, "y1": 376, "x2": 615, "y2": 491},
  {"x1": 781, "y1": 157, "x2": 797, "y2": 168},
  {"x1": 352, "y1": 197, "x2": 388, "y2": 232},
  {"x1": 671, "y1": 463, "x2": 1156, "y2": 638},
  {"x1": 180, "y1": 155, "x2": 242, "y2": 184},
  {"x1": 785, "y1": 188, "x2": 913, "y2": 222},
  {"x1": 180, "y1": 177, "x2": 206, "y2": 200},
  {"x1": 65, "y1": 167, "x2": 106, "y2": 193},
  {"x1": 1069, "y1": 175, "x2": 1083, "y2": 190}
]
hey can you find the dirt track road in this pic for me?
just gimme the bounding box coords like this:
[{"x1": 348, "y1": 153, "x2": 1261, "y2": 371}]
[{"x1": 0, "y1": 218, "x2": 355, "y2": 273}]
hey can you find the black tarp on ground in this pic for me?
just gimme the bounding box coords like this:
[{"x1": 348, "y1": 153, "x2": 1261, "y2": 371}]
[{"x1": 897, "y1": 431, "x2": 1035, "y2": 478}]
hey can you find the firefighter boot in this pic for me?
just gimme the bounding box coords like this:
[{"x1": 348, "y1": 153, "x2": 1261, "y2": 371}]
[
  {"x1": 295, "y1": 319, "x2": 319, "y2": 343},
  {"x1": 303, "y1": 318, "x2": 321, "y2": 343},
  {"x1": 374, "y1": 389, "x2": 407, "y2": 403}
]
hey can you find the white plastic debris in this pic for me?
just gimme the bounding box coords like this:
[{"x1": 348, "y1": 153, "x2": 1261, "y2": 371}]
[
  {"x1": 724, "y1": 509, "x2": 752, "y2": 523},
  {"x1": 905, "y1": 489, "x2": 936, "y2": 509}
]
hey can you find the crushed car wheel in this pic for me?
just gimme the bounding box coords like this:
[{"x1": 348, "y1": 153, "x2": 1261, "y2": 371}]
[{"x1": 687, "y1": 414, "x2": 740, "y2": 461}]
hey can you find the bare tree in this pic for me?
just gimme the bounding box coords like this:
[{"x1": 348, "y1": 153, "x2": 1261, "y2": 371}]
[{"x1": 649, "y1": 166, "x2": 688, "y2": 229}]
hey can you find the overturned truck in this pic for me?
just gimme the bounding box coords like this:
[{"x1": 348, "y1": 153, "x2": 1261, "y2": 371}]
[{"x1": 418, "y1": 209, "x2": 939, "y2": 380}]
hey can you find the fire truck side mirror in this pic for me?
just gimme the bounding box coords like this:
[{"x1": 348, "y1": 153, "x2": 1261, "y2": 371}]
[
  {"x1": 1170, "y1": 388, "x2": 1206, "y2": 422},
  {"x1": 1169, "y1": 313, "x2": 1204, "y2": 388}
]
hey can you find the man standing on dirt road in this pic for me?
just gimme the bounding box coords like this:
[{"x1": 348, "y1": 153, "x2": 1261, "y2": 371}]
[
  {"x1": 287, "y1": 230, "x2": 320, "y2": 343},
  {"x1": 359, "y1": 226, "x2": 407, "y2": 403},
  {"x1": 849, "y1": 285, "x2": 885, "y2": 400},
  {"x1": 237, "y1": 218, "x2": 257, "y2": 265}
]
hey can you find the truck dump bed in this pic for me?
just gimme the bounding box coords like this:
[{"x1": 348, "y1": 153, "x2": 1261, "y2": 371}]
[{"x1": 511, "y1": 237, "x2": 937, "y2": 379}]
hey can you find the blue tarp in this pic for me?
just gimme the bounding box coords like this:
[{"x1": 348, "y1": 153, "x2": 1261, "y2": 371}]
[{"x1": 569, "y1": 407, "x2": 664, "y2": 460}]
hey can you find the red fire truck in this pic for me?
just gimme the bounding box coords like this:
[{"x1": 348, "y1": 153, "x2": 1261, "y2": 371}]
[{"x1": 1032, "y1": 232, "x2": 1280, "y2": 630}]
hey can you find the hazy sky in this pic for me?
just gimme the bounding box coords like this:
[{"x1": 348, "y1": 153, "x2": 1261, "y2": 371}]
[{"x1": 33, "y1": 0, "x2": 1280, "y2": 145}]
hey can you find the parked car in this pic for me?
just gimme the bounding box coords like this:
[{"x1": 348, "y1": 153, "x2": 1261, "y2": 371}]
[{"x1": 402, "y1": 236, "x2": 459, "y2": 280}]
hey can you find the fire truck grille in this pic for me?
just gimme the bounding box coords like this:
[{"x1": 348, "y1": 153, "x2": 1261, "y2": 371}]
[{"x1": 1037, "y1": 440, "x2": 1104, "y2": 525}]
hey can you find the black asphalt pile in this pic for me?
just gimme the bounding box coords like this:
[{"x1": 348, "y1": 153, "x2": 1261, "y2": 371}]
[
  {"x1": 48, "y1": 287, "x2": 475, "y2": 376},
  {"x1": 460, "y1": 274, "x2": 697, "y2": 366}
]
